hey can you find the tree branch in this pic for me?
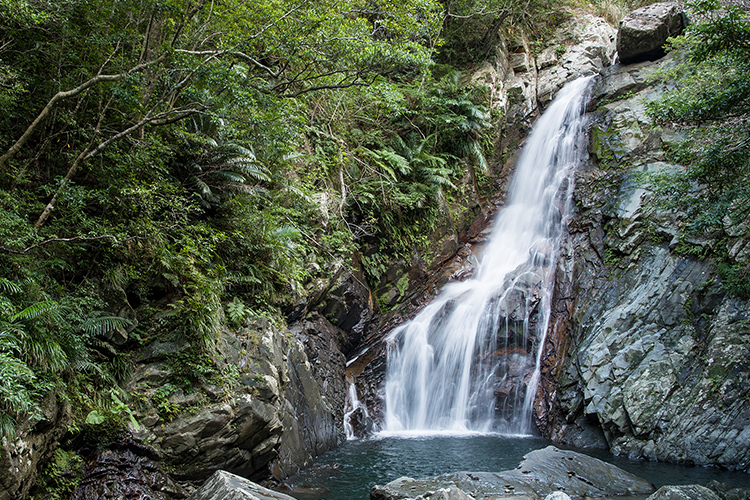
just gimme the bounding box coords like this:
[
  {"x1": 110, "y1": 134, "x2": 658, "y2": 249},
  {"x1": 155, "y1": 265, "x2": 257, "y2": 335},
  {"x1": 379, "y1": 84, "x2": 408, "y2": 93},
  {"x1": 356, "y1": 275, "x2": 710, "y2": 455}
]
[
  {"x1": 0, "y1": 56, "x2": 167, "y2": 169},
  {"x1": 175, "y1": 49, "x2": 280, "y2": 78},
  {"x1": 34, "y1": 106, "x2": 203, "y2": 229},
  {"x1": 0, "y1": 235, "x2": 120, "y2": 255}
]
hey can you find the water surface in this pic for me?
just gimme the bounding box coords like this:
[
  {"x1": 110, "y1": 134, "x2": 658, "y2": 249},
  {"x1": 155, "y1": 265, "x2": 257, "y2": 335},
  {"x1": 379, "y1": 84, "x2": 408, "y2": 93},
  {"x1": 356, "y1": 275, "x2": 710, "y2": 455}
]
[{"x1": 286, "y1": 435, "x2": 750, "y2": 500}]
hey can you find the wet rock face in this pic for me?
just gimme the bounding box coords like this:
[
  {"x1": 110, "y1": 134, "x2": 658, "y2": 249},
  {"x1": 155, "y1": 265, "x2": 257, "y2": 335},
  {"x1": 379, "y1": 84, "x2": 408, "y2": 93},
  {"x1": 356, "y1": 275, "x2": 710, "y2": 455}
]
[
  {"x1": 539, "y1": 54, "x2": 750, "y2": 469},
  {"x1": 616, "y1": 2, "x2": 686, "y2": 64},
  {"x1": 73, "y1": 444, "x2": 184, "y2": 500},
  {"x1": 370, "y1": 446, "x2": 655, "y2": 500}
]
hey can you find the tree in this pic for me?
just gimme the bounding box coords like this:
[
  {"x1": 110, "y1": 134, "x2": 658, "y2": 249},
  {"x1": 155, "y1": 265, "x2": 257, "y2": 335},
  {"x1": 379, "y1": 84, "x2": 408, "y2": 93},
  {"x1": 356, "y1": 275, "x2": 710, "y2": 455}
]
[
  {"x1": 0, "y1": 0, "x2": 444, "y2": 228},
  {"x1": 437, "y1": 0, "x2": 564, "y2": 64},
  {"x1": 646, "y1": 0, "x2": 750, "y2": 297}
]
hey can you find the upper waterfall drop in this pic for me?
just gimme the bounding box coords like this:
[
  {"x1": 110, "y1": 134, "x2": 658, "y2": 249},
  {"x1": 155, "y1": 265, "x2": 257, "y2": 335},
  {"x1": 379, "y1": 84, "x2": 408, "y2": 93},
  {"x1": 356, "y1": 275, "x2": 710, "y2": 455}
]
[{"x1": 383, "y1": 76, "x2": 594, "y2": 435}]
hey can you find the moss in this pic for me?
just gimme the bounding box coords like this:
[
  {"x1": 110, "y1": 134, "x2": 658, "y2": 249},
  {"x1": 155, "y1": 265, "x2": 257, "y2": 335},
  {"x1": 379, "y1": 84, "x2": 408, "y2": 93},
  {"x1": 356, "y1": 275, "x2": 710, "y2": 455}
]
[
  {"x1": 396, "y1": 274, "x2": 410, "y2": 297},
  {"x1": 591, "y1": 123, "x2": 627, "y2": 168}
]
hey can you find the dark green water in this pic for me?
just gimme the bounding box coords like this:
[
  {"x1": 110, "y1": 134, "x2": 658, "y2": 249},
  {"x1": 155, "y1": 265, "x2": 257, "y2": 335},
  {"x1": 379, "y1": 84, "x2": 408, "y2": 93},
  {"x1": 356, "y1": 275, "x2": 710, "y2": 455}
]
[{"x1": 285, "y1": 434, "x2": 750, "y2": 500}]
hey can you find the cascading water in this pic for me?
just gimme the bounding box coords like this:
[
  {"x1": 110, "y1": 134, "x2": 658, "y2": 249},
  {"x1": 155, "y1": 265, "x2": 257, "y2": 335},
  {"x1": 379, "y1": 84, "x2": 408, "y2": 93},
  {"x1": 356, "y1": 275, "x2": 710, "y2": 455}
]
[
  {"x1": 344, "y1": 375, "x2": 371, "y2": 440},
  {"x1": 383, "y1": 76, "x2": 593, "y2": 435}
]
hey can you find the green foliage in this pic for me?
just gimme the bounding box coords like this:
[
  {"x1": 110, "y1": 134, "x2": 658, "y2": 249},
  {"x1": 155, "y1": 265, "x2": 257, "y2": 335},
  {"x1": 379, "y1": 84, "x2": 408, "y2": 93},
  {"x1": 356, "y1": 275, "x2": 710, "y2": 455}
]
[
  {"x1": 645, "y1": 0, "x2": 750, "y2": 298},
  {"x1": 152, "y1": 383, "x2": 181, "y2": 422},
  {"x1": 32, "y1": 448, "x2": 84, "y2": 500},
  {"x1": 718, "y1": 262, "x2": 750, "y2": 299},
  {"x1": 0, "y1": 273, "x2": 138, "y2": 437},
  {"x1": 298, "y1": 70, "x2": 494, "y2": 281},
  {"x1": 438, "y1": 0, "x2": 568, "y2": 64},
  {"x1": 0, "y1": 0, "x2": 501, "y2": 465}
]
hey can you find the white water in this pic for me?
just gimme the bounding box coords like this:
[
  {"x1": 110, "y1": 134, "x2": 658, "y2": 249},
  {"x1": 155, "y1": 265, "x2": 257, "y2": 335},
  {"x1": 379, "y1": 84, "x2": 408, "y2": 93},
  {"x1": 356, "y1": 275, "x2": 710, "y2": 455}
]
[
  {"x1": 383, "y1": 77, "x2": 593, "y2": 435},
  {"x1": 344, "y1": 375, "x2": 370, "y2": 440}
]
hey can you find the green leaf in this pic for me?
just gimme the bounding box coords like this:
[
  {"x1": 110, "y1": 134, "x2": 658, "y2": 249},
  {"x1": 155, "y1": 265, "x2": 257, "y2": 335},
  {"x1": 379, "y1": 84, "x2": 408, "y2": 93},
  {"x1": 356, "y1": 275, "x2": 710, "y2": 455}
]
[{"x1": 85, "y1": 410, "x2": 107, "y2": 426}]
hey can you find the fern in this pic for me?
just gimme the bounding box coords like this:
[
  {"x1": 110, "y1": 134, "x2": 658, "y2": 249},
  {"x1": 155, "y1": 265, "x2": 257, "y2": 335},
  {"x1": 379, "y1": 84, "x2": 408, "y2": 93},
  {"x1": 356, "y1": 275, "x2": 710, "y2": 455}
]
[
  {"x1": 79, "y1": 315, "x2": 132, "y2": 336},
  {"x1": 226, "y1": 297, "x2": 250, "y2": 326},
  {"x1": 0, "y1": 278, "x2": 21, "y2": 295},
  {"x1": 9, "y1": 300, "x2": 62, "y2": 323}
]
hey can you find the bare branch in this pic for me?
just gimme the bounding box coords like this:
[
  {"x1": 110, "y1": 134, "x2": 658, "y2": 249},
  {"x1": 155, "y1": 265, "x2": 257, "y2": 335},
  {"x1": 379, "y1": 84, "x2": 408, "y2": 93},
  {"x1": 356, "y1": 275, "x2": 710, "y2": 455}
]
[
  {"x1": 176, "y1": 49, "x2": 280, "y2": 78},
  {"x1": 0, "y1": 235, "x2": 120, "y2": 255}
]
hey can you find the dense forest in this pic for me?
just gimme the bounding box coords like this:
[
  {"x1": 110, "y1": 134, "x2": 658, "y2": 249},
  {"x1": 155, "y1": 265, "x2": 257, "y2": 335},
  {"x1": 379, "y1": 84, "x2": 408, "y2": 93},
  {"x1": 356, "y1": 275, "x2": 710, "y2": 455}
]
[{"x1": 1, "y1": 0, "x2": 749, "y2": 496}]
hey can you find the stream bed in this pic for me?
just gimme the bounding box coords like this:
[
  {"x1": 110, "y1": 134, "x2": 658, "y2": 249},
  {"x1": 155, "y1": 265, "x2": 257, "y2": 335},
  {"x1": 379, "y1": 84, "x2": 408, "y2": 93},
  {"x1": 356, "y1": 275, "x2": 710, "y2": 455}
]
[{"x1": 285, "y1": 434, "x2": 750, "y2": 500}]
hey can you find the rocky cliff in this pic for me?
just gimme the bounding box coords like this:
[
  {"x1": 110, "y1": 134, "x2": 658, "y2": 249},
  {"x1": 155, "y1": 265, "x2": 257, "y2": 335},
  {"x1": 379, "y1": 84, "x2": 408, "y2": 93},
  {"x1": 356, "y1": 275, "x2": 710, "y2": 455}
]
[{"x1": 536, "y1": 35, "x2": 750, "y2": 469}]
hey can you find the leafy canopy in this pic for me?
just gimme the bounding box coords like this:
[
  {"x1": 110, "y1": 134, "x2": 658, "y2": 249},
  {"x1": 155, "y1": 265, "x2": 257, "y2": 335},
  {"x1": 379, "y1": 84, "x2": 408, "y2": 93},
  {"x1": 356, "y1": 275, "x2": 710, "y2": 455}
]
[{"x1": 646, "y1": 0, "x2": 750, "y2": 297}]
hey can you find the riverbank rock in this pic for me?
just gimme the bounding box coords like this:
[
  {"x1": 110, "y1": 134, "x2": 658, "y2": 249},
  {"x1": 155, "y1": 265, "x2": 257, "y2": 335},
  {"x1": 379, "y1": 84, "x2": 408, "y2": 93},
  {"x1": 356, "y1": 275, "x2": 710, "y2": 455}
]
[
  {"x1": 188, "y1": 470, "x2": 295, "y2": 500},
  {"x1": 370, "y1": 446, "x2": 655, "y2": 500},
  {"x1": 617, "y1": 2, "x2": 686, "y2": 64}
]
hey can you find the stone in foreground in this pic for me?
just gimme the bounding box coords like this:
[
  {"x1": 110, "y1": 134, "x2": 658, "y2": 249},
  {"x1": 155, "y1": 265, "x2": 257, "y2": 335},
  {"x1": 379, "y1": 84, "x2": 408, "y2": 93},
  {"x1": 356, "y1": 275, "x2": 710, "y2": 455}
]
[
  {"x1": 645, "y1": 485, "x2": 723, "y2": 500},
  {"x1": 188, "y1": 470, "x2": 295, "y2": 500},
  {"x1": 616, "y1": 1, "x2": 685, "y2": 64},
  {"x1": 370, "y1": 446, "x2": 655, "y2": 500}
]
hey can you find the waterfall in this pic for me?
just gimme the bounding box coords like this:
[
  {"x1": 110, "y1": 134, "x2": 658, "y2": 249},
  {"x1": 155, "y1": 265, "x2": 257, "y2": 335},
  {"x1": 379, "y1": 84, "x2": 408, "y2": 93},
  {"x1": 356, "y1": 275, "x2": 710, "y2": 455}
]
[
  {"x1": 344, "y1": 375, "x2": 370, "y2": 440},
  {"x1": 383, "y1": 76, "x2": 593, "y2": 435}
]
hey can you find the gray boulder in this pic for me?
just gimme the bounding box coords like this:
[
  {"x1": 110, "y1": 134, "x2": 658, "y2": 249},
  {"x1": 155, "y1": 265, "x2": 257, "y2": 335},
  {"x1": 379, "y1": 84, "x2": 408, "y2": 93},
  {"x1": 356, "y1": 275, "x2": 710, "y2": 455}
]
[
  {"x1": 413, "y1": 488, "x2": 474, "y2": 500},
  {"x1": 370, "y1": 446, "x2": 655, "y2": 500},
  {"x1": 617, "y1": 2, "x2": 685, "y2": 64},
  {"x1": 646, "y1": 485, "x2": 723, "y2": 500},
  {"x1": 188, "y1": 470, "x2": 295, "y2": 500}
]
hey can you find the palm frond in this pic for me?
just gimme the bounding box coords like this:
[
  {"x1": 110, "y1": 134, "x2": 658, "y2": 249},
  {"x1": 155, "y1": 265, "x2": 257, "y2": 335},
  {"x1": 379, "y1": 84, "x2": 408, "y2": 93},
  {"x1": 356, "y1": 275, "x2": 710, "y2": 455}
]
[
  {"x1": 468, "y1": 139, "x2": 489, "y2": 172},
  {"x1": 0, "y1": 413, "x2": 17, "y2": 439},
  {"x1": 0, "y1": 325, "x2": 22, "y2": 350},
  {"x1": 214, "y1": 171, "x2": 248, "y2": 184},
  {"x1": 23, "y1": 333, "x2": 68, "y2": 371}
]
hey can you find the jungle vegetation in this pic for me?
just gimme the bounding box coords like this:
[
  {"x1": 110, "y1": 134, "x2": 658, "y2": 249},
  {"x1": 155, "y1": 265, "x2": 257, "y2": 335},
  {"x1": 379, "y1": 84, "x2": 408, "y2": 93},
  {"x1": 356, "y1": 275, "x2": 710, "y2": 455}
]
[
  {"x1": 646, "y1": 0, "x2": 750, "y2": 298},
  {"x1": 0, "y1": 0, "x2": 574, "y2": 443}
]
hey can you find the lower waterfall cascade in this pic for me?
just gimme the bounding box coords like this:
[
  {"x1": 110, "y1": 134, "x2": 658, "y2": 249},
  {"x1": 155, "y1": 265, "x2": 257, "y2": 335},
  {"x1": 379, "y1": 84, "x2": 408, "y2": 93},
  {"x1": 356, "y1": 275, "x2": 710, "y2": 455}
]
[{"x1": 382, "y1": 76, "x2": 594, "y2": 435}]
